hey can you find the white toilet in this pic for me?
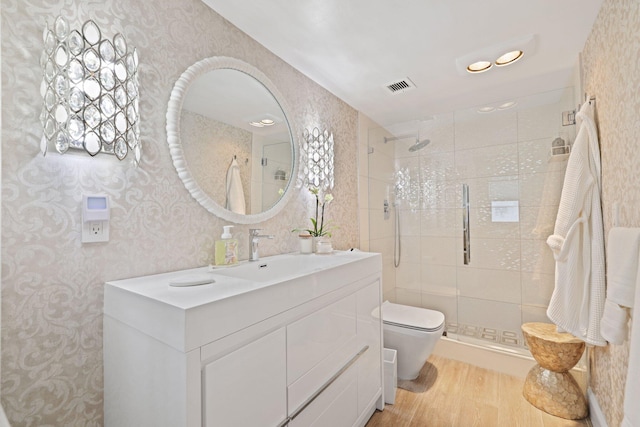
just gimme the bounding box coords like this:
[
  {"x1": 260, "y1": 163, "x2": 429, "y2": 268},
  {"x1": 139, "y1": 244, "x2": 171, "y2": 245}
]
[{"x1": 381, "y1": 301, "x2": 445, "y2": 380}]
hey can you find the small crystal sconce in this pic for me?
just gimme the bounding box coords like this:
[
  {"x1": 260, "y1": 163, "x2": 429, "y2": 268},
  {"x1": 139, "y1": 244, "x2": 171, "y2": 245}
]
[
  {"x1": 297, "y1": 127, "x2": 334, "y2": 192},
  {"x1": 40, "y1": 16, "x2": 140, "y2": 165}
]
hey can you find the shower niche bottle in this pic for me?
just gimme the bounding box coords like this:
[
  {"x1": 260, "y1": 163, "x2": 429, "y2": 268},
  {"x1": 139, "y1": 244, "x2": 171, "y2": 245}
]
[{"x1": 214, "y1": 225, "x2": 238, "y2": 266}]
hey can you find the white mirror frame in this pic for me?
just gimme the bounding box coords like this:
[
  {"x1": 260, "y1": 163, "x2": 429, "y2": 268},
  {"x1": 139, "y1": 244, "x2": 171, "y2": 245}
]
[{"x1": 166, "y1": 56, "x2": 299, "y2": 224}]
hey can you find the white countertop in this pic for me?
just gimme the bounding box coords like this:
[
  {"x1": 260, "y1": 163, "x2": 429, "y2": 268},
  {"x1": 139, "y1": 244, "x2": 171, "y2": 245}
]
[{"x1": 104, "y1": 251, "x2": 381, "y2": 352}]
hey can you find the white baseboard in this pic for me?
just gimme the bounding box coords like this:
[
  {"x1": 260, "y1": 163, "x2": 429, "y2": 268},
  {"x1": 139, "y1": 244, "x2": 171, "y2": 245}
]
[{"x1": 588, "y1": 388, "x2": 608, "y2": 427}]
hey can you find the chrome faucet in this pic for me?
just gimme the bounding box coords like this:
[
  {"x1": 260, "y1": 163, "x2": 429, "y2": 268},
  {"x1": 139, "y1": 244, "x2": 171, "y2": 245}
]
[{"x1": 249, "y1": 229, "x2": 274, "y2": 261}]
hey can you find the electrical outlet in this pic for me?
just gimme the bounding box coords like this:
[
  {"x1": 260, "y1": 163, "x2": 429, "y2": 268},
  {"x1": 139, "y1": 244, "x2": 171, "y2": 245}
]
[
  {"x1": 90, "y1": 222, "x2": 103, "y2": 236},
  {"x1": 82, "y1": 220, "x2": 109, "y2": 243}
]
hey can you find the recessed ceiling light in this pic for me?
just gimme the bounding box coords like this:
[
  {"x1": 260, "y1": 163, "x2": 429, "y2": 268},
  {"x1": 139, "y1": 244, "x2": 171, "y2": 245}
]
[
  {"x1": 466, "y1": 61, "x2": 493, "y2": 73},
  {"x1": 477, "y1": 106, "x2": 496, "y2": 113},
  {"x1": 249, "y1": 121, "x2": 264, "y2": 128},
  {"x1": 495, "y1": 50, "x2": 524, "y2": 67},
  {"x1": 260, "y1": 119, "x2": 275, "y2": 126},
  {"x1": 498, "y1": 101, "x2": 517, "y2": 109}
]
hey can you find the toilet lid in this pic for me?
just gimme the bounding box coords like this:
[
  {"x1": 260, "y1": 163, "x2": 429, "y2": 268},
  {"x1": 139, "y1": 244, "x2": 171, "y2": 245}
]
[{"x1": 381, "y1": 301, "x2": 445, "y2": 332}]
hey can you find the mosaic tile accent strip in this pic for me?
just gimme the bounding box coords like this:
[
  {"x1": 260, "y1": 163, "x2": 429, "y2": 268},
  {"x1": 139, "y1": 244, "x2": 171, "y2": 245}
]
[{"x1": 446, "y1": 322, "x2": 524, "y2": 348}]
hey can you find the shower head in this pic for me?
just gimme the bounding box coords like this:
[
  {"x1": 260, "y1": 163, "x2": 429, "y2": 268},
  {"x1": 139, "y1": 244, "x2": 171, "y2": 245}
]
[{"x1": 408, "y1": 139, "x2": 431, "y2": 152}]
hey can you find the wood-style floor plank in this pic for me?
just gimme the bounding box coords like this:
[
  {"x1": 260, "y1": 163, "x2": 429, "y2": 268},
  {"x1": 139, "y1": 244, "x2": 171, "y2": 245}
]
[
  {"x1": 366, "y1": 355, "x2": 591, "y2": 427},
  {"x1": 497, "y1": 372, "x2": 544, "y2": 427}
]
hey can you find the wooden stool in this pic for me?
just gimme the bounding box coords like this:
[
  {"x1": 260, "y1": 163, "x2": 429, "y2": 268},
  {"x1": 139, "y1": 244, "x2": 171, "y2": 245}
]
[{"x1": 521, "y1": 322, "x2": 588, "y2": 420}]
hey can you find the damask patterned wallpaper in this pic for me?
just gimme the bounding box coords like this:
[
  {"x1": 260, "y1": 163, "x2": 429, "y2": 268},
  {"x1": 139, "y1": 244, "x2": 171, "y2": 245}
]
[
  {"x1": 581, "y1": 0, "x2": 640, "y2": 425},
  {"x1": 181, "y1": 110, "x2": 253, "y2": 212},
  {"x1": 0, "y1": 0, "x2": 359, "y2": 425}
]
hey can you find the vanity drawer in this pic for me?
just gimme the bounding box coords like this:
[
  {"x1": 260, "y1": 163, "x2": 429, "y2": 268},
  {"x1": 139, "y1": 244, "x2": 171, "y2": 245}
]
[
  {"x1": 286, "y1": 293, "x2": 357, "y2": 413},
  {"x1": 286, "y1": 293, "x2": 357, "y2": 384},
  {"x1": 202, "y1": 328, "x2": 287, "y2": 427},
  {"x1": 288, "y1": 362, "x2": 358, "y2": 427}
]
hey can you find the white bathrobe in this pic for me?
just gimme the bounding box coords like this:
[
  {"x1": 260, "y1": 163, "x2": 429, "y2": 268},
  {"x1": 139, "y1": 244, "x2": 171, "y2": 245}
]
[
  {"x1": 225, "y1": 159, "x2": 246, "y2": 215},
  {"x1": 546, "y1": 101, "x2": 606, "y2": 346}
]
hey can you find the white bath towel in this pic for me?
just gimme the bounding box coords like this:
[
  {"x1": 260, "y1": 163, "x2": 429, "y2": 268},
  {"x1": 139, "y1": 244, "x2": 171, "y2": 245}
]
[
  {"x1": 225, "y1": 159, "x2": 246, "y2": 215},
  {"x1": 622, "y1": 272, "x2": 640, "y2": 427},
  {"x1": 600, "y1": 227, "x2": 640, "y2": 344},
  {"x1": 546, "y1": 100, "x2": 606, "y2": 346}
]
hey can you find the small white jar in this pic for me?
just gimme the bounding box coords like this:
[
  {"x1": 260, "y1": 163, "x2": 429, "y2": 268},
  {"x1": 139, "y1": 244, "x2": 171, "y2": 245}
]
[
  {"x1": 299, "y1": 234, "x2": 313, "y2": 254},
  {"x1": 316, "y1": 240, "x2": 333, "y2": 254}
]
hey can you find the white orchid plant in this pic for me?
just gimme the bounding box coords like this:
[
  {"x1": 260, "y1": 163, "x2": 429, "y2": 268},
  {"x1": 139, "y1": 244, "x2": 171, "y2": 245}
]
[{"x1": 298, "y1": 187, "x2": 334, "y2": 237}]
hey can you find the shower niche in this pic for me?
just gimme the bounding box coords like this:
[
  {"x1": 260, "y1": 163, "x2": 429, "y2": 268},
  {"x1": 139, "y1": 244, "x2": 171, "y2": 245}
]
[{"x1": 365, "y1": 87, "x2": 577, "y2": 355}]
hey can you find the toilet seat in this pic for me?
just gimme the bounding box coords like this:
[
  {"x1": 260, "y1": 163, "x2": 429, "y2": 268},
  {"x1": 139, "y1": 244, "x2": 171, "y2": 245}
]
[{"x1": 382, "y1": 301, "x2": 445, "y2": 332}]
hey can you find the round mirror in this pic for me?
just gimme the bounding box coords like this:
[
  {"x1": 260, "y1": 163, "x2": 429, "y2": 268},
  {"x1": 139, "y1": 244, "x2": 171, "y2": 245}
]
[{"x1": 167, "y1": 57, "x2": 298, "y2": 224}]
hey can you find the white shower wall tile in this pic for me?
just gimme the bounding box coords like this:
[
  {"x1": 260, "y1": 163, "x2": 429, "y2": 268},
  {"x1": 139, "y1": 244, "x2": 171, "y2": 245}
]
[
  {"x1": 454, "y1": 108, "x2": 517, "y2": 151},
  {"x1": 368, "y1": 126, "x2": 395, "y2": 157},
  {"x1": 369, "y1": 179, "x2": 393, "y2": 225},
  {"x1": 519, "y1": 205, "x2": 558, "y2": 240},
  {"x1": 395, "y1": 261, "x2": 422, "y2": 291},
  {"x1": 421, "y1": 179, "x2": 459, "y2": 209},
  {"x1": 455, "y1": 144, "x2": 519, "y2": 180},
  {"x1": 394, "y1": 157, "x2": 422, "y2": 210},
  {"x1": 522, "y1": 304, "x2": 552, "y2": 325},
  {"x1": 421, "y1": 208, "x2": 457, "y2": 237},
  {"x1": 521, "y1": 271, "x2": 555, "y2": 307},
  {"x1": 382, "y1": 257, "x2": 397, "y2": 293},
  {"x1": 419, "y1": 152, "x2": 456, "y2": 181},
  {"x1": 368, "y1": 147, "x2": 395, "y2": 182},
  {"x1": 456, "y1": 268, "x2": 521, "y2": 304},
  {"x1": 421, "y1": 292, "x2": 458, "y2": 324},
  {"x1": 383, "y1": 289, "x2": 396, "y2": 303},
  {"x1": 369, "y1": 236, "x2": 394, "y2": 259},
  {"x1": 459, "y1": 176, "x2": 519, "y2": 208},
  {"x1": 519, "y1": 171, "x2": 566, "y2": 207},
  {"x1": 415, "y1": 114, "x2": 455, "y2": 154},
  {"x1": 358, "y1": 208, "x2": 370, "y2": 250},
  {"x1": 395, "y1": 288, "x2": 422, "y2": 308},
  {"x1": 516, "y1": 87, "x2": 576, "y2": 142},
  {"x1": 421, "y1": 236, "x2": 458, "y2": 266},
  {"x1": 368, "y1": 209, "x2": 394, "y2": 240},
  {"x1": 398, "y1": 235, "x2": 421, "y2": 263},
  {"x1": 457, "y1": 297, "x2": 521, "y2": 334},
  {"x1": 398, "y1": 208, "x2": 422, "y2": 236},
  {"x1": 358, "y1": 174, "x2": 369, "y2": 212},
  {"x1": 420, "y1": 264, "x2": 457, "y2": 295},
  {"x1": 359, "y1": 141, "x2": 370, "y2": 178},
  {"x1": 520, "y1": 239, "x2": 556, "y2": 274},
  {"x1": 458, "y1": 238, "x2": 521, "y2": 271},
  {"x1": 518, "y1": 138, "x2": 569, "y2": 175},
  {"x1": 468, "y1": 207, "x2": 521, "y2": 239}
]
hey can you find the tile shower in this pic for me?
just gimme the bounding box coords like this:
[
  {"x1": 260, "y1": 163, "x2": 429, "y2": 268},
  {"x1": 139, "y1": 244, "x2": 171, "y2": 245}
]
[{"x1": 367, "y1": 87, "x2": 576, "y2": 354}]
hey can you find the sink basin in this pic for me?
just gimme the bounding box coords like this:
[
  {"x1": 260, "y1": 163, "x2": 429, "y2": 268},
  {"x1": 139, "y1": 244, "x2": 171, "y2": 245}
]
[
  {"x1": 210, "y1": 253, "x2": 348, "y2": 282},
  {"x1": 105, "y1": 250, "x2": 381, "y2": 352}
]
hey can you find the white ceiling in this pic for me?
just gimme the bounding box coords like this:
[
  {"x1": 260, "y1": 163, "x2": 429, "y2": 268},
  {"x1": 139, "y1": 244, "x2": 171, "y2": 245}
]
[{"x1": 201, "y1": 0, "x2": 603, "y2": 127}]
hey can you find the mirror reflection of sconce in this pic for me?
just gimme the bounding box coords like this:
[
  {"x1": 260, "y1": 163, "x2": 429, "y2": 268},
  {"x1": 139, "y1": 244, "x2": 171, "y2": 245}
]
[
  {"x1": 274, "y1": 168, "x2": 287, "y2": 181},
  {"x1": 297, "y1": 127, "x2": 334, "y2": 191},
  {"x1": 40, "y1": 16, "x2": 141, "y2": 165}
]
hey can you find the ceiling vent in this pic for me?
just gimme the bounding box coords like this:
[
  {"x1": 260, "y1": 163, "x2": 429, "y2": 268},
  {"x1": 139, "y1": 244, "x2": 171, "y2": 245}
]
[{"x1": 384, "y1": 78, "x2": 416, "y2": 94}]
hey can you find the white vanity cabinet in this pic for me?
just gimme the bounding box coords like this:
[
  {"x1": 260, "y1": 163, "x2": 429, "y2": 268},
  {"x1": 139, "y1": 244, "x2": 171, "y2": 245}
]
[
  {"x1": 203, "y1": 328, "x2": 287, "y2": 426},
  {"x1": 104, "y1": 251, "x2": 382, "y2": 427}
]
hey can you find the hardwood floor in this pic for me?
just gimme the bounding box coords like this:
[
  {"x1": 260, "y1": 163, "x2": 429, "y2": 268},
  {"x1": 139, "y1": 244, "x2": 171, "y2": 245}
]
[{"x1": 366, "y1": 355, "x2": 591, "y2": 427}]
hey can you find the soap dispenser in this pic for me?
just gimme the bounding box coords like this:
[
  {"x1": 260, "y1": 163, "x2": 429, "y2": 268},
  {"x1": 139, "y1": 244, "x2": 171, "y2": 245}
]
[{"x1": 215, "y1": 225, "x2": 238, "y2": 266}]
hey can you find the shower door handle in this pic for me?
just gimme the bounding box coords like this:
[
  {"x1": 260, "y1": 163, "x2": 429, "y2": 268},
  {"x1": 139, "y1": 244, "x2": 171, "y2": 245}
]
[{"x1": 462, "y1": 184, "x2": 470, "y2": 265}]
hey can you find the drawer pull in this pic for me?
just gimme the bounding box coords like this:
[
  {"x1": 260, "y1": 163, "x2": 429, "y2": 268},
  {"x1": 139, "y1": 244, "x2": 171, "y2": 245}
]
[{"x1": 288, "y1": 345, "x2": 369, "y2": 421}]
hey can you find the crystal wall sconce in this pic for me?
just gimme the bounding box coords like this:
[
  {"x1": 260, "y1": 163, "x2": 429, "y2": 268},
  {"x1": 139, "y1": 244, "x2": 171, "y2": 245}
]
[
  {"x1": 298, "y1": 127, "x2": 334, "y2": 192},
  {"x1": 40, "y1": 16, "x2": 140, "y2": 165}
]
